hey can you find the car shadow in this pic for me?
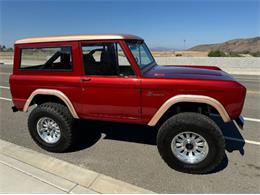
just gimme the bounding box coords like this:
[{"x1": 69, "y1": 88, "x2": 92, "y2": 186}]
[
  {"x1": 71, "y1": 119, "x2": 157, "y2": 151},
  {"x1": 70, "y1": 116, "x2": 246, "y2": 174},
  {"x1": 212, "y1": 116, "x2": 245, "y2": 155},
  {"x1": 202, "y1": 116, "x2": 245, "y2": 174}
]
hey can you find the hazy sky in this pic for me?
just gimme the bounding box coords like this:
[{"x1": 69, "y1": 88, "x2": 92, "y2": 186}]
[{"x1": 1, "y1": 0, "x2": 259, "y2": 49}]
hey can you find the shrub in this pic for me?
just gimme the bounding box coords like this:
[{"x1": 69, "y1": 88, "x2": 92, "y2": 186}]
[
  {"x1": 208, "y1": 50, "x2": 226, "y2": 57},
  {"x1": 250, "y1": 52, "x2": 260, "y2": 57},
  {"x1": 242, "y1": 50, "x2": 250, "y2": 54},
  {"x1": 228, "y1": 52, "x2": 242, "y2": 57}
]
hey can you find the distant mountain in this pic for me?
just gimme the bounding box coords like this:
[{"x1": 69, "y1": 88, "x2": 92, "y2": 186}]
[{"x1": 189, "y1": 37, "x2": 260, "y2": 53}]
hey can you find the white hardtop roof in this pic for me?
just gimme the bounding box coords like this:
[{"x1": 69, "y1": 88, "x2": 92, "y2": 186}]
[{"x1": 15, "y1": 34, "x2": 143, "y2": 44}]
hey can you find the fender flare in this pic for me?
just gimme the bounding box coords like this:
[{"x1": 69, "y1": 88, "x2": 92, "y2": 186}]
[
  {"x1": 23, "y1": 89, "x2": 79, "y2": 119},
  {"x1": 147, "y1": 94, "x2": 231, "y2": 126}
]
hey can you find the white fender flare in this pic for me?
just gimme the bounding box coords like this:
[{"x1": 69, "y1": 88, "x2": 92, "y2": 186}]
[
  {"x1": 147, "y1": 94, "x2": 231, "y2": 126},
  {"x1": 23, "y1": 89, "x2": 79, "y2": 119}
]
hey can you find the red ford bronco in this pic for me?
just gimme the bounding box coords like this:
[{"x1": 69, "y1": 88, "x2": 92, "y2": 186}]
[{"x1": 9, "y1": 34, "x2": 246, "y2": 173}]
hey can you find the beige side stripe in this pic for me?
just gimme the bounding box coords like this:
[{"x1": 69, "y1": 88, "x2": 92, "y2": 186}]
[
  {"x1": 23, "y1": 89, "x2": 79, "y2": 119},
  {"x1": 148, "y1": 94, "x2": 231, "y2": 126}
]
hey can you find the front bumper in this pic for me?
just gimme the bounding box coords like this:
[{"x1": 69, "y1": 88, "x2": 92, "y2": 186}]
[{"x1": 234, "y1": 115, "x2": 244, "y2": 130}]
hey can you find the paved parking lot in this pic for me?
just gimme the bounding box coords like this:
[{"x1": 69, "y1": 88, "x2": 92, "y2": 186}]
[{"x1": 0, "y1": 65, "x2": 260, "y2": 193}]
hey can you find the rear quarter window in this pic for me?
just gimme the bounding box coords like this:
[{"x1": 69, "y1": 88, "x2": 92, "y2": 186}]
[{"x1": 20, "y1": 46, "x2": 73, "y2": 71}]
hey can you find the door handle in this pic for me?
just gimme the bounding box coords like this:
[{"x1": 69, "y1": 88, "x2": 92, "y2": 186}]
[{"x1": 81, "y1": 78, "x2": 92, "y2": 82}]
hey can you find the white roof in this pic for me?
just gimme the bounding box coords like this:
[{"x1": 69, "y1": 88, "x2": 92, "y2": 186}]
[{"x1": 15, "y1": 34, "x2": 143, "y2": 44}]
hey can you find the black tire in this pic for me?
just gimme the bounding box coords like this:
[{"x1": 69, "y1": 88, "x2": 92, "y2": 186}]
[
  {"x1": 28, "y1": 102, "x2": 74, "y2": 152},
  {"x1": 157, "y1": 112, "x2": 225, "y2": 174}
]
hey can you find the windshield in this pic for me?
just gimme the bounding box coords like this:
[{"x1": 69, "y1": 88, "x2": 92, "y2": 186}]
[{"x1": 127, "y1": 41, "x2": 155, "y2": 70}]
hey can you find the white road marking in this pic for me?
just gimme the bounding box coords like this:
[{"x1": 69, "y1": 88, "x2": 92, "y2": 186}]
[
  {"x1": 0, "y1": 72, "x2": 11, "y2": 75},
  {"x1": 247, "y1": 90, "x2": 260, "y2": 95},
  {"x1": 0, "y1": 97, "x2": 11, "y2": 101},
  {"x1": 225, "y1": 136, "x2": 260, "y2": 146},
  {"x1": 211, "y1": 113, "x2": 260, "y2": 123},
  {"x1": 244, "y1": 117, "x2": 260, "y2": 123},
  {"x1": 0, "y1": 86, "x2": 10, "y2": 89}
]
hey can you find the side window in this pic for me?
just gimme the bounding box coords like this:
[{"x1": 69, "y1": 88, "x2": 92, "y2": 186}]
[
  {"x1": 82, "y1": 42, "x2": 135, "y2": 76},
  {"x1": 20, "y1": 46, "x2": 72, "y2": 71}
]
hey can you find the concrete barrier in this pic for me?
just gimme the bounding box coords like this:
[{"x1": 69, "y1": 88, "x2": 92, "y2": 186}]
[{"x1": 155, "y1": 57, "x2": 260, "y2": 75}]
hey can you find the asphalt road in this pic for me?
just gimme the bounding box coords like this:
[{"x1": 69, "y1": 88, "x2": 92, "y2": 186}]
[{"x1": 0, "y1": 64, "x2": 260, "y2": 193}]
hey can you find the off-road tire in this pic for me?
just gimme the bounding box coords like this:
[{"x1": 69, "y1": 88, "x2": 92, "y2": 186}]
[
  {"x1": 28, "y1": 102, "x2": 74, "y2": 152},
  {"x1": 157, "y1": 112, "x2": 225, "y2": 174}
]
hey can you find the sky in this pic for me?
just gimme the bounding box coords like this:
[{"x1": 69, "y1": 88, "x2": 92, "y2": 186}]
[{"x1": 0, "y1": 0, "x2": 259, "y2": 49}]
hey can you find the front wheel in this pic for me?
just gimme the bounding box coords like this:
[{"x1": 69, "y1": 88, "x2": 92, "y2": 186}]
[{"x1": 157, "y1": 112, "x2": 225, "y2": 174}]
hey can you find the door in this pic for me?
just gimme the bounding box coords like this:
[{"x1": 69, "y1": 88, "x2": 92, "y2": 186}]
[{"x1": 80, "y1": 41, "x2": 141, "y2": 123}]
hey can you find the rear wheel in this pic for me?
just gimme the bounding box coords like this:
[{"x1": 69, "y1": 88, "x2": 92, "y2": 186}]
[
  {"x1": 28, "y1": 102, "x2": 74, "y2": 152},
  {"x1": 157, "y1": 112, "x2": 225, "y2": 174}
]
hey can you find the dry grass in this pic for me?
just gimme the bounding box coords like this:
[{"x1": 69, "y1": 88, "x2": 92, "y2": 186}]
[{"x1": 151, "y1": 51, "x2": 208, "y2": 57}]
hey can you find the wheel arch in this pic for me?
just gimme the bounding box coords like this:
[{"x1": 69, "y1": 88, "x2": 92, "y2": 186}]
[
  {"x1": 148, "y1": 94, "x2": 231, "y2": 126},
  {"x1": 23, "y1": 89, "x2": 79, "y2": 119}
]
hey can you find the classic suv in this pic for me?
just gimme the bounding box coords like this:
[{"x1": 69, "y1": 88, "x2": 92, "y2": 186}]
[{"x1": 9, "y1": 34, "x2": 246, "y2": 173}]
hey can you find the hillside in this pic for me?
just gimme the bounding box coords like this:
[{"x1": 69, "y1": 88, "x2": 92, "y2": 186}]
[{"x1": 189, "y1": 37, "x2": 260, "y2": 53}]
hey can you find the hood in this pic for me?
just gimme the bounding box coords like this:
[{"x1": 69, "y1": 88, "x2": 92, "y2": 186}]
[{"x1": 143, "y1": 65, "x2": 234, "y2": 81}]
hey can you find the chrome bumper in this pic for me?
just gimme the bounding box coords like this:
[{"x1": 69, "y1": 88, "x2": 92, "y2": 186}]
[{"x1": 234, "y1": 115, "x2": 244, "y2": 130}]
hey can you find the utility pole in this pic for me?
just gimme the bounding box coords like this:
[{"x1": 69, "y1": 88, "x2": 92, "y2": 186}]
[{"x1": 183, "y1": 39, "x2": 186, "y2": 50}]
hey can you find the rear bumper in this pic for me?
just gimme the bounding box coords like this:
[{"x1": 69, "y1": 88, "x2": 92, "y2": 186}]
[
  {"x1": 234, "y1": 115, "x2": 244, "y2": 130},
  {"x1": 12, "y1": 106, "x2": 18, "y2": 112}
]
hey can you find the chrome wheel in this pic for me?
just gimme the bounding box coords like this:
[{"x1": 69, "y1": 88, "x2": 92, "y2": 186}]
[
  {"x1": 171, "y1": 131, "x2": 209, "y2": 164},
  {"x1": 36, "y1": 117, "x2": 61, "y2": 144}
]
